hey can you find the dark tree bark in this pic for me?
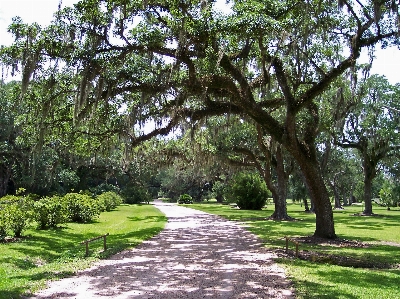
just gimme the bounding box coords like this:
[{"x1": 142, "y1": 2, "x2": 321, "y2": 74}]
[
  {"x1": 362, "y1": 159, "x2": 377, "y2": 215},
  {"x1": 329, "y1": 180, "x2": 343, "y2": 210},
  {"x1": 293, "y1": 152, "x2": 336, "y2": 238},
  {"x1": 215, "y1": 194, "x2": 224, "y2": 203},
  {"x1": 304, "y1": 168, "x2": 335, "y2": 238},
  {"x1": 0, "y1": 164, "x2": 12, "y2": 197},
  {"x1": 303, "y1": 198, "x2": 310, "y2": 212},
  {"x1": 268, "y1": 145, "x2": 292, "y2": 220},
  {"x1": 310, "y1": 197, "x2": 315, "y2": 213},
  {"x1": 275, "y1": 99, "x2": 335, "y2": 237}
]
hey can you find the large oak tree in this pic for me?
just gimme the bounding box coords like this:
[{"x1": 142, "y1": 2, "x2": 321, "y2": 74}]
[
  {"x1": 1, "y1": 0, "x2": 399, "y2": 238},
  {"x1": 335, "y1": 75, "x2": 400, "y2": 215}
]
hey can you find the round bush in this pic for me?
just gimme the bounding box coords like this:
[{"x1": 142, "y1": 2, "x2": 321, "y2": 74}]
[
  {"x1": 96, "y1": 191, "x2": 123, "y2": 212},
  {"x1": 63, "y1": 193, "x2": 100, "y2": 223},
  {"x1": 227, "y1": 172, "x2": 269, "y2": 210},
  {"x1": 33, "y1": 196, "x2": 67, "y2": 229},
  {"x1": 0, "y1": 195, "x2": 33, "y2": 237},
  {"x1": 178, "y1": 194, "x2": 193, "y2": 204}
]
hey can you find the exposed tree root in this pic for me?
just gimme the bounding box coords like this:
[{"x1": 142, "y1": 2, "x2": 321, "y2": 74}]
[{"x1": 268, "y1": 214, "x2": 296, "y2": 221}]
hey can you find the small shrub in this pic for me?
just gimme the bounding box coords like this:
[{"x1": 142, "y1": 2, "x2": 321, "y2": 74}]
[
  {"x1": 178, "y1": 194, "x2": 193, "y2": 204},
  {"x1": 226, "y1": 172, "x2": 269, "y2": 210},
  {"x1": 379, "y1": 181, "x2": 400, "y2": 208},
  {"x1": 0, "y1": 195, "x2": 33, "y2": 237},
  {"x1": 211, "y1": 181, "x2": 226, "y2": 203},
  {"x1": 63, "y1": 193, "x2": 100, "y2": 223},
  {"x1": 33, "y1": 196, "x2": 67, "y2": 229},
  {"x1": 96, "y1": 191, "x2": 123, "y2": 212},
  {"x1": 122, "y1": 185, "x2": 152, "y2": 204},
  {"x1": 3, "y1": 204, "x2": 27, "y2": 237}
]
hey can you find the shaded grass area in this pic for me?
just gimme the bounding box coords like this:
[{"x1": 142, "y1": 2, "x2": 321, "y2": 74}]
[
  {"x1": 188, "y1": 203, "x2": 400, "y2": 299},
  {"x1": 0, "y1": 204, "x2": 166, "y2": 299}
]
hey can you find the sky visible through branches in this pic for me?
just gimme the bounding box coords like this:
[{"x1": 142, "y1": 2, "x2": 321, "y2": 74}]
[{"x1": 0, "y1": 0, "x2": 399, "y2": 85}]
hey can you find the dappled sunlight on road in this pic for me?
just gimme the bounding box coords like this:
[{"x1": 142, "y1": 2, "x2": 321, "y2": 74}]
[{"x1": 28, "y1": 203, "x2": 294, "y2": 299}]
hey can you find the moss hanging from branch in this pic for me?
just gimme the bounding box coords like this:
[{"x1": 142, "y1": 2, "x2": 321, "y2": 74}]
[{"x1": 74, "y1": 61, "x2": 101, "y2": 123}]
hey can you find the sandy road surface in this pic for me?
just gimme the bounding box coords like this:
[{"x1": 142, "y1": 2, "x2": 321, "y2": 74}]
[{"x1": 27, "y1": 202, "x2": 294, "y2": 299}]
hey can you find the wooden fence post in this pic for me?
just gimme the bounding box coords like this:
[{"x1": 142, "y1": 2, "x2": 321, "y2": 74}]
[
  {"x1": 285, "y1": 236, "x2": 300, "y2": 258},
  {"x1": 81, "y1": 233, "x2": 109, "y2": 256}
]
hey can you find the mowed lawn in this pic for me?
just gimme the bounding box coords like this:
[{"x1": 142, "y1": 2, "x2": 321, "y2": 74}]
[
  {"x1": 189, "y1": 202, "x2": 400, "y2": 299},
  {"x1": 0, "y1": 204, "x2": 166, "y2": 299}
]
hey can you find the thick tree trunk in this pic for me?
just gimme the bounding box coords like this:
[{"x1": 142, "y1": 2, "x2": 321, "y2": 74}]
[
  {"x1": 270, "y1": 194, "x2": 291, "y2": 219},
  {"x1": 268, "y1": 176, "x2": 290, "y2": 220},
  {"x1": 363, "y1": 175, "x2": 374, "y2": 215},
  {"x1": 269, "y1": 146, "x2": 292, "y2": 220},
  {"x1": 295, "y1": 158, "x2": 336, "y2": 238},
  {"x1": 310, "y1": 197, "x2": 316, "y2": 212},
  {"x1": 362, "y1": 159, "x2": 376, "y2": 215},
  {"x1": 260, "y1": 144, "x2": 292, "y2": 220},
  {"x1": 216, "y1": 194, "x2": 224, "y2": 203},
  {"x1": 264, "y1": 183, "x2": 285, "y2": 219},
  {"x1": 303, "y1": 198, "x2": 310, "y2": 212},
  {"x1": 0, "y1": 164, "x2": 11, "y2": 197},
  {"x1": 329, "y1": 181, "x2": 343, "y2": 209}
]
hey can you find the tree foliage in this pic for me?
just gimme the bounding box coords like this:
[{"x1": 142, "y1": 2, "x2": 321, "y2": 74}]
[
  {"x1": 335, "y1": 75, "x2": 400, "y2": 214},
  {"x1": 1, "y1": 0, "x2": 399, "y2": 238}
]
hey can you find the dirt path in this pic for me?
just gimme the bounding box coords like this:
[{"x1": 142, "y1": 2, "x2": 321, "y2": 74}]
[{"x1": 28, "y1": 202, "x2": 294, "y2": 299}]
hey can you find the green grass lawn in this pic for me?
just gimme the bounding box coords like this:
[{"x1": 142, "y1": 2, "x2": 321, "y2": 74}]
[
  {"x1": 188, "y1": 202, "x2": 400, "y2": 299},
  {"x1": 0, "y1": 204, "x2": 166, "y2": 299}
]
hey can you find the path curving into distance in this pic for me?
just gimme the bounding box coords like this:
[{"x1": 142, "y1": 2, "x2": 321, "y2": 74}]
[{"x1": 28, "y1": 202, "x2": 294, "y2": 299}]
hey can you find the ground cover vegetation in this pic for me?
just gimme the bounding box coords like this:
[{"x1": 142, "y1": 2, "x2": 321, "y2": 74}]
[
  {"x1": 1, "y1": 0, "x2": 400, "y2": 239},
  {"x1": 189, "y1": 202, "x2": 400, "y2": 299},
  {"x1": 0, "y1": 1, "x2": 399, "y2": 296},
  {"x1": 0, "y1": 203, "x2": 166, "y2": 298}
]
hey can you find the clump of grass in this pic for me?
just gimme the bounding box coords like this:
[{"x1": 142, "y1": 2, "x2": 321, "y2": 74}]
[{"x1": 0, "y1": 204, "x2": 166, "y2": 298}]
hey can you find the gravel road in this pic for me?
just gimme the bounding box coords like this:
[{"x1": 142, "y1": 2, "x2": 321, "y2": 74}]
[{"x1": 28, "y1": 202, "x2": 294, "y2": 299}]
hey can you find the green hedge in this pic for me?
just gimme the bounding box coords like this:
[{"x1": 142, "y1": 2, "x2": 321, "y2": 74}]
[{"x1": 0, "y1": 191, "x2": 124, "y2": 239}]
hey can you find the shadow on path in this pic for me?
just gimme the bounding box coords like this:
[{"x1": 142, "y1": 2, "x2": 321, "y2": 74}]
[{"x1": 28, "y1": 203, "x2": 294, "y2": 299}]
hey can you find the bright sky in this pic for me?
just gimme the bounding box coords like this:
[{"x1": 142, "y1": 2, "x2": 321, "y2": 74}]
[
  {"x1": 0, "y1": 0, "x2": 399, "y2": 84},
  {"x1": 0, "y1": 1, "x2": 77, "y2": 36}
]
